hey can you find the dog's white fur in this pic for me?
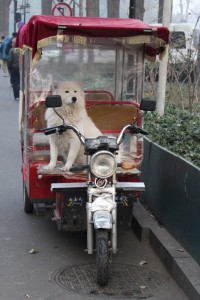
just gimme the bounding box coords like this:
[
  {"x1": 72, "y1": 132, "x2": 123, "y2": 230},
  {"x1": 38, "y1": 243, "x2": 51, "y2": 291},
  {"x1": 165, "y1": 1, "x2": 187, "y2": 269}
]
[{"x1": 44, "y1": 81, "x2": 102, "y2": 171}]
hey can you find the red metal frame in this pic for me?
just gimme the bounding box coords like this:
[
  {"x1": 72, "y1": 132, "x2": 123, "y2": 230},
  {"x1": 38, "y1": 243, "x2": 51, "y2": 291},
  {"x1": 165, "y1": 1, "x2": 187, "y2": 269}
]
[{"x1": 23, "y1": 93, "x2": 143, "y2": 202}]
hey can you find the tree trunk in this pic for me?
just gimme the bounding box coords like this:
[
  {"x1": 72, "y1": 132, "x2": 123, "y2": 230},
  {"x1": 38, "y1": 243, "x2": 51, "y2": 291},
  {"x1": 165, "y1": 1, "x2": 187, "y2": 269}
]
[
  {"x1": 107, "y1": 0, "x2": 120, "y2": 18},
  {"x1": 79, "y1": 0, "x2": 83, "y2": 16},
  {"x1": 185, "y1": 0, "x2": 190, "y2": 20},
  {"x1": 179, "y1": 0, "x2": 184, "y2": 21},
  {"x1": 158, "y1": 0, "x2": 164, "y2": 23},
  {"x1": 41, "y1": 0, "x2": 52, "y2": 15},
  {"x1": 0, "y1": 0, "x2": 12, "y2": 35},
  {"x1": 86, "y1": 0, "x2": 93, "y2": 16},
  {"x1": 197, "y1": 43, "x2": 200, "y2": 85},
  {"x1": 87, "y1": 0, "x2": 99, "y2": 17},
  {"x1": 93, "y1": 0, "x2": 99, "y2": 17},
  {"x1": 86, "y1": 0, "x2": 99, "y2": 17},
  {"x1": 135, "y1": 0, "x2": 144, "y2": 20}
]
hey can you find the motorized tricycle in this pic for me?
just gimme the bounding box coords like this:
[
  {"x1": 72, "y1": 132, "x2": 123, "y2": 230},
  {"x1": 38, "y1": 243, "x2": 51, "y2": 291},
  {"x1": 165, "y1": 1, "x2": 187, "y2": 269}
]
[{"x1": 16, "y1": 15, "x2": 169, "y2": 285}]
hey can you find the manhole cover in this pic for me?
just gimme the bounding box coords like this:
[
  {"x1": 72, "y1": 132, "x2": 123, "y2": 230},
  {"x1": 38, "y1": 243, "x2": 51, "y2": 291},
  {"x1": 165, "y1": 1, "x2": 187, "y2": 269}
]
[{"x1": 52, "y1": 263, "x2": 168, "y2": 298}]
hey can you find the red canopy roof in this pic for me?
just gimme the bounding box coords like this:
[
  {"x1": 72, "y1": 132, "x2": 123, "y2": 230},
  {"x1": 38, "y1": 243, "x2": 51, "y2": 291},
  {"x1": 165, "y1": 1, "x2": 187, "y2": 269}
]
[{"x1": 16, "y1": 15, "x2": 169, "y2": 62}]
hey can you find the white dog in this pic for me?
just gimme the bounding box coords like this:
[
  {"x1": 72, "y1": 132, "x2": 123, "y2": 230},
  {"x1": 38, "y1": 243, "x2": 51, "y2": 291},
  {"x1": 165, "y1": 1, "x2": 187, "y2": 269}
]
[{"x1": 44, "y1": 81, "x2": 102, "y2": 171}]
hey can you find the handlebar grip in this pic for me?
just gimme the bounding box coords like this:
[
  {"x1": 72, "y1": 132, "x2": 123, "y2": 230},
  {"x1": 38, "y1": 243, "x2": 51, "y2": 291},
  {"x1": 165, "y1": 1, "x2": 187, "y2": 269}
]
[
  {"x1": 69, "y1": 164, "x2": 88, "y2": 172},
  {"x1": 44, "y1": 128, "x2": 57, "y2": 135},
  {"x1": 130, "y1": 125, "x2": 148, "y2": 135},
  {"x1": 140, "y1": 128, "x2": 149, "y2": 135}
]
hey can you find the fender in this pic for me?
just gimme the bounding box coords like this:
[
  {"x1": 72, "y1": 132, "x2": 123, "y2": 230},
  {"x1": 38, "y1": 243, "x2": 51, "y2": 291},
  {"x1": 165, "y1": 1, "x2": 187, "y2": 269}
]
[
  {"x1": 93, "y1": 210, "x2": 112, "y2": 229},
  {"x1": 90, "y1": 193, "x2": 115, "y2": 229}
]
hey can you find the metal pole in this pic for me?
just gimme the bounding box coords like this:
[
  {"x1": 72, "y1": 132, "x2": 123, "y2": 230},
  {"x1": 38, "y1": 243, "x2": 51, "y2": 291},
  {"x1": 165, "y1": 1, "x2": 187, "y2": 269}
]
[
  {"x1": 156, "y1": 0, "x2": 172, "y2": 116},
  {"x1": 79, "y1": 0, "x2": 83, "y2": 17},
  {"x1": 129, "y1": 0, "x2": 136, "y2": 18},
  {"x1": 128, "y1": 0, "x2": 136, "y2": 97},
  {"x1": 14, "y1": 0, "x2": 17, "y2": 32},
  {"x1": 24, "y1": 7, "x2": 26, "y2": 24}
]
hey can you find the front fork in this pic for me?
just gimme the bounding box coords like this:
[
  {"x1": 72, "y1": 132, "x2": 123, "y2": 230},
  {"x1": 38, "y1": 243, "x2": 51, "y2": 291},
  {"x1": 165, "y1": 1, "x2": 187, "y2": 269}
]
[
  {"x1": 111, "y1": 207, "x2": 117, "y2": 253},
  {"x1": 86, "y1": 186, "x2": 117, "y2": 255}
]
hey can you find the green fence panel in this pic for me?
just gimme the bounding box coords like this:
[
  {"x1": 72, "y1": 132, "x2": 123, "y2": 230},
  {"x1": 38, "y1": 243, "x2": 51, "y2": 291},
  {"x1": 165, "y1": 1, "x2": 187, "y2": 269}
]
[{"x1": 141, "y1": 138, "x2": 200, "y2": 264}]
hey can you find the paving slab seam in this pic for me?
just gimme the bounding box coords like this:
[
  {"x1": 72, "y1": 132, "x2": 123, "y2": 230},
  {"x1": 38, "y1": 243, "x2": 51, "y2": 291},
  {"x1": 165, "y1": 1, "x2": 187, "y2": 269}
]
[{"x1": 132, "y1": 201, "x2": 200, "y2": 300}]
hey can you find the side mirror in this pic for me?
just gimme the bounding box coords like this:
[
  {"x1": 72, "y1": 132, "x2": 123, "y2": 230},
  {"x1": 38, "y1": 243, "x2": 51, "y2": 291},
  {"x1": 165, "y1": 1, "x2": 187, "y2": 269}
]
[
  {"x1": 140, "y1": 99, "x2": 156, "y2": 111},
  {"x1": 45, "y1": 95, "x2": 62, "y2": 108}
]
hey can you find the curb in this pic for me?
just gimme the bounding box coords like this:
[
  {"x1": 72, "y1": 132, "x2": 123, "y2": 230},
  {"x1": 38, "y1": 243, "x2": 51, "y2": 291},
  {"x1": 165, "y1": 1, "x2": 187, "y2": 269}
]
[{"x1": 132, "y1": 201, "x2": 200, "y2": 300}]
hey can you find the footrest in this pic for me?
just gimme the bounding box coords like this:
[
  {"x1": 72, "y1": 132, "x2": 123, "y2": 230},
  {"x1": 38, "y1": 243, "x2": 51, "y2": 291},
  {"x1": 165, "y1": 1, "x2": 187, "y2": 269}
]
[
  {"x1": 51, "y1": 182, "x2": 145, "y2": 192},
  {"x1": 116, "y1": 182, "x2": 145, "y2": 191},
  {"x1": 51, "y1": 182, "x2": 87, "y2": 192}
]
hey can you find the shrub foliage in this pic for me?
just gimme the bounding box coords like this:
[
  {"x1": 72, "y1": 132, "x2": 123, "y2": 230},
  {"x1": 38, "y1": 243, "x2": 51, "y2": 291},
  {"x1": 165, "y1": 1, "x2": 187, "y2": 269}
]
[{"x1": 144, "y1": 104, "x2": 200, "y2": 167}]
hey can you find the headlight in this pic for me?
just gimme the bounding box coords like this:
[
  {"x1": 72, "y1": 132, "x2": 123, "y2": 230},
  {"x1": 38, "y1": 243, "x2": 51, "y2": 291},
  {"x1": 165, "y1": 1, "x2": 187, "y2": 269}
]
[{"x1": 90, "y1": 151, "x2": 117, "y2": 179}]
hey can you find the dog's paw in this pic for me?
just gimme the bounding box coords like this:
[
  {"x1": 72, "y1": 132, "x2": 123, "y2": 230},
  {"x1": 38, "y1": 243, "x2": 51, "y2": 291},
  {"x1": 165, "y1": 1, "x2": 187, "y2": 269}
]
[
  {"x1": 61, "y1": 162, "x2": 72, "y2": 172},
  {"x1": 44, "y1": 163, "x2": 56, "y2": 170}
]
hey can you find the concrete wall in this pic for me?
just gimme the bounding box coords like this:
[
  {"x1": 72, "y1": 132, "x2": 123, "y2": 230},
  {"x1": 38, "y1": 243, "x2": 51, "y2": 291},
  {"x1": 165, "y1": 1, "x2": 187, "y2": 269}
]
[{"x1": 141, "y1": 138, "x2": 200, "y2": 265}]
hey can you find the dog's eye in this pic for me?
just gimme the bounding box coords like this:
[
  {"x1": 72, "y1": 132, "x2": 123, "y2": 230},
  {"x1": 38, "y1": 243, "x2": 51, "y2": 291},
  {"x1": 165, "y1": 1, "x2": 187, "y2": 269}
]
[
  {"x1": 74, "y1": 91, "x2": 77, "y2": 93},
  {"x1": 65, "y1": 91, "x2": 69, "y2": 93}
]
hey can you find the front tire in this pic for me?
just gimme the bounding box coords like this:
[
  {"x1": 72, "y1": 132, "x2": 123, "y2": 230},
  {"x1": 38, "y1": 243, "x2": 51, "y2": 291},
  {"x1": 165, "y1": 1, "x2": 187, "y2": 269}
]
[
  {"x1": 23, "y1": 183, "x2": 33, "y2": 214},
  {"x1": 96, "y1": 229, "x2": 109, "y2": 286}
]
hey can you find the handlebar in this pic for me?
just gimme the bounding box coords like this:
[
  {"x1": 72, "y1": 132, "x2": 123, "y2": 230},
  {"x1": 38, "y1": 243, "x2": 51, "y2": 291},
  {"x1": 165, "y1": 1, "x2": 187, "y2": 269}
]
[
  {"x1": 44, "y1": 123, "x2": 148, "y2": 146},
  {"x1": 45, "y1": 127, "x2": 58, "y2": 135},
  {"x1": 44, "y1": 124, "x2": 85, "y2": 144},
  {"x1": 130, "y1": 125, "x2": 148, "y2": 136},
  {"x1": 116, "y1": 124, "x2": 148, "y2": 146}
]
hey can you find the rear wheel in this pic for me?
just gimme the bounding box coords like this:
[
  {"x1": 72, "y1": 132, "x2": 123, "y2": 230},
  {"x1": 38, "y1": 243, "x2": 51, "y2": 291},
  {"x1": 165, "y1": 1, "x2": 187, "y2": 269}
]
[
  {"x1": 96, "y1": 229, "x2": 109, "y2": 286},
  {"x1": 23, "y1": 183, "x2": 33, "y2": 214}
]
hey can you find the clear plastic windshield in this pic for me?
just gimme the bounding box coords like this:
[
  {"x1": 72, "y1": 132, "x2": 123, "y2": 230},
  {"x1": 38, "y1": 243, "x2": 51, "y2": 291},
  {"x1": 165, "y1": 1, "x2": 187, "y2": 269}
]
[
  {"x1": 22, "y1": 37, "x2": 145, "y2": 179},
  {"x1": 29, "y1": 37, "x2": 144, "y2": 106}
]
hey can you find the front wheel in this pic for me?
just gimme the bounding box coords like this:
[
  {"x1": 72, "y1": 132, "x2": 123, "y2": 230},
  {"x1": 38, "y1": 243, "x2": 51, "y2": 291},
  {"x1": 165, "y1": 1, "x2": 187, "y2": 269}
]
[
  {"x1": 96, "y1": 229, "x2": 109, "y2": 286},
  {"x1": 23, "y1": 183, "x2": 33, "y2": 214}
]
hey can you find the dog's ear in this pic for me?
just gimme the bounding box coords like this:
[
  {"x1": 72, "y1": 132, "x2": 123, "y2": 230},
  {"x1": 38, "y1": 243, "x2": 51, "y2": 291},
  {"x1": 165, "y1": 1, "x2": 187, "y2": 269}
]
[
  {"x1": 50, "y1": 81, "x2": 59, "y2": 93},
  {"x1": 76, "y1": 80, "x2": 83, "y2": 88}
]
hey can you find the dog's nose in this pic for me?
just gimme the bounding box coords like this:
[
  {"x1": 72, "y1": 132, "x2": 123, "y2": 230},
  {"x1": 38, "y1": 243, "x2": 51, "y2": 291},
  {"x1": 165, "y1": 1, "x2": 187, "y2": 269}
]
[{"x1": 72, "y1": 97, "x2": 77, "y2": 103}]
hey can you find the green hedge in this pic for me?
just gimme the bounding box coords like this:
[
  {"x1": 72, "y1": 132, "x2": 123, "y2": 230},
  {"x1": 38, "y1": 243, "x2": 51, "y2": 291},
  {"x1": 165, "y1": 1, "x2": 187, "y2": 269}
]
[{"x1": 144, "y1": 104, "x2": 200, "y2": 167}]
